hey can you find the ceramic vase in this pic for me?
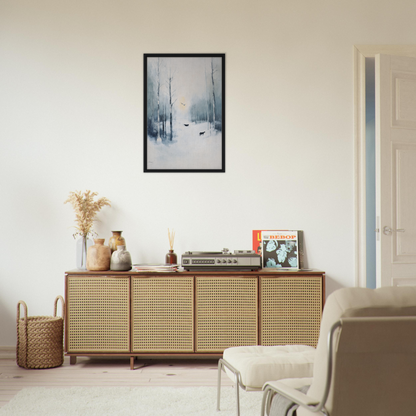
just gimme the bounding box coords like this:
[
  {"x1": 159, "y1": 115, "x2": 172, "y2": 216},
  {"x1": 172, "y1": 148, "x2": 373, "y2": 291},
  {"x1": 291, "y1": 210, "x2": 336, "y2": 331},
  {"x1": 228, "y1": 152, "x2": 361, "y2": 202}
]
[
  {"x1": 76, "y1": 237, "x2": 93, "y2": 270},
  {"x1": 86, "y1": 239, "x2": 111, "y2": 271},
  {"x1": 110, "y1": 245, "x2": 132, "y2": 271},
  {"x1": 165, "y1": 249, "x2": 177, "y2": 265},
  {"x1": 108, "y1": 231, "x2": 126, "y2": 253}
]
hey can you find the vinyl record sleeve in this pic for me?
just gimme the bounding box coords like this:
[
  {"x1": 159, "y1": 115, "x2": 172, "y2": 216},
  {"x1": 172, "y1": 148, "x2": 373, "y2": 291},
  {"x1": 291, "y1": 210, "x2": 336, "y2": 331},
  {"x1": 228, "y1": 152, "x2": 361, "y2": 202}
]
[{"x1": 253, "y1": 230, "x2": 304, "y2": 269}]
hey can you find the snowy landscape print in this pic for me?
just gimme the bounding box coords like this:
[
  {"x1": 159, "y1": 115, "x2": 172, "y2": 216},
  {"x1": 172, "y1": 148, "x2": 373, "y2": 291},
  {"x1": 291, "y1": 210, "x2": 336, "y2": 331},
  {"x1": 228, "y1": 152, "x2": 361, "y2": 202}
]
[{"x1": 144, "y1": 54, "x2": 225, "y2": 172}]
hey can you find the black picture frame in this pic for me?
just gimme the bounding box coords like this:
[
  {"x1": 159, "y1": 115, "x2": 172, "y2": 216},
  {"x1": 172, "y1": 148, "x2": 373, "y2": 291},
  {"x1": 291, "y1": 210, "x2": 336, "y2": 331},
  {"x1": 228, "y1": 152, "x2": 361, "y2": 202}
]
[{"x1": 144, "y1": 53, "x2": 225, "y2": 172}]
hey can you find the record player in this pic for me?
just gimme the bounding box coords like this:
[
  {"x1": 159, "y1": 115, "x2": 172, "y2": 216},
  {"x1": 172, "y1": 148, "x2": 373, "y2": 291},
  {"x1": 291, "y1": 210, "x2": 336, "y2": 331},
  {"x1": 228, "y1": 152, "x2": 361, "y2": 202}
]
[{"x1": 181, "y1": 248, "x2": 261, "y2": 271}]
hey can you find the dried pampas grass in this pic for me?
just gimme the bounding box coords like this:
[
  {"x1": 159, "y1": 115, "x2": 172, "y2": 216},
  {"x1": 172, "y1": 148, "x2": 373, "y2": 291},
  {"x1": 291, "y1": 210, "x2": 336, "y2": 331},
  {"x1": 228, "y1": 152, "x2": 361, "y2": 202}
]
[{"x1": 64, "y1": 190, "x2": 111, "y2": 238}]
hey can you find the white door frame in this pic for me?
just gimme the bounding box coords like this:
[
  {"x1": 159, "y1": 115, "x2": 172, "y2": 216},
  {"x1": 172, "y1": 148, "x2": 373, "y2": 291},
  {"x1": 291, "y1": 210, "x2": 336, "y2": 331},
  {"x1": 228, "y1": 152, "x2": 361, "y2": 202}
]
[{"x1": 353, "y1": 45, "x2": 416, "y2": 287}]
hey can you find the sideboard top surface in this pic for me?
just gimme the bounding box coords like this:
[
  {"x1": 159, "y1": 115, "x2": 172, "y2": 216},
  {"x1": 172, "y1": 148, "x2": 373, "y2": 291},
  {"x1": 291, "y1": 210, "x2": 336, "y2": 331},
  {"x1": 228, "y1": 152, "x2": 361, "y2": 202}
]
[{"x1": 65, "y1": 269, "x2": 325, "y2": 276}]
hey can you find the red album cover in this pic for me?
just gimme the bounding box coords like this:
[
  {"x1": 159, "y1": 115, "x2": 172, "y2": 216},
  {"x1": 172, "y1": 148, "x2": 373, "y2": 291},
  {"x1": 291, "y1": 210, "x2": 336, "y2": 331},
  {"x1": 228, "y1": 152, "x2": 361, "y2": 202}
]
[{"x1": 252, "y1": 230, "x2": 264, "y2": 256}]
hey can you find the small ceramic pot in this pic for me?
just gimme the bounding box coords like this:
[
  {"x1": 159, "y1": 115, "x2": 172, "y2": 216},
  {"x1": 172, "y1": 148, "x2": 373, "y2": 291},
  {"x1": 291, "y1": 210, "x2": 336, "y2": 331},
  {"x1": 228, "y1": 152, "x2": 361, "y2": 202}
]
[
  {"x1": 110, "y1": 245, "x2": 132, "y2": 271},
  {"x1": 109, "y1": 231, "x2": 126, "y2": 253},
  {"x1": 86, "y1": 239, "x2": 111, "y2": 271}
]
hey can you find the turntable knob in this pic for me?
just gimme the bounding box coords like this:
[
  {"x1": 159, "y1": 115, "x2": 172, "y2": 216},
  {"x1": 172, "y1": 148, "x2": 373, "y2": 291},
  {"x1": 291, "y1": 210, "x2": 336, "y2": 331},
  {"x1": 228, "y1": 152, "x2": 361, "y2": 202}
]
[{"x1": 222, "y1": 248, "x2": 229, "y2": 254}]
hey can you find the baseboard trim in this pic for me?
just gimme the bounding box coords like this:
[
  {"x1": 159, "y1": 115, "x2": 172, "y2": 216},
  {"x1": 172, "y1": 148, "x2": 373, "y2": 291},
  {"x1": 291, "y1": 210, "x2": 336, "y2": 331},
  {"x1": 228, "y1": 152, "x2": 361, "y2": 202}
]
[{"x1": 0, "y1": 346, "x2": 15, "y2": 359}]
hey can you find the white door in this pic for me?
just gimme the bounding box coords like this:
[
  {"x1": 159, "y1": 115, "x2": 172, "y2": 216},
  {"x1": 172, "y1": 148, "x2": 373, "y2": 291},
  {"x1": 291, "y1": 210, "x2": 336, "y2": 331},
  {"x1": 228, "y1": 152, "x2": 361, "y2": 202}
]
[{"x1": 376, "y1": 54, "x2": 416, "y2": 287}]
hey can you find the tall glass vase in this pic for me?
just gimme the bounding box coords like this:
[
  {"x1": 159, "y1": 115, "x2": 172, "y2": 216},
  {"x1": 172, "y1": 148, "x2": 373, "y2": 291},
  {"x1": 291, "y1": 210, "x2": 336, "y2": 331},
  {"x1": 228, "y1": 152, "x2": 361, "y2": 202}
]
[{"x1": 76, "y1": 236, "x2": 93, "y2": 270}]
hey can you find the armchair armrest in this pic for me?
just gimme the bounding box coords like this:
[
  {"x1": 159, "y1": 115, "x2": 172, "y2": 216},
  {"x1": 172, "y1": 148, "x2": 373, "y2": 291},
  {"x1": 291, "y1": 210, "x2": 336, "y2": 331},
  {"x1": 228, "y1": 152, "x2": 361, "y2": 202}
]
[
  {"x1": 261, "y1": 320, "x2": 344, "y2": 416},
  {"x1": 261, "y1": 380, "x2": 325, "y2": 416},
  {"x1": 265, "y1": 380, "x2": 318, "y2": 406}
]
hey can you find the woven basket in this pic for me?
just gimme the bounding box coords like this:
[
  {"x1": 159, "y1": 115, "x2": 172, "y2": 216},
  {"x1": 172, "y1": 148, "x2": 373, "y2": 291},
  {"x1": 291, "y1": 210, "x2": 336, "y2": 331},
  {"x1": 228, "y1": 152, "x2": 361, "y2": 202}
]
[{"x1": 16, "y1": 295, "x2": 65, "y2": 369}]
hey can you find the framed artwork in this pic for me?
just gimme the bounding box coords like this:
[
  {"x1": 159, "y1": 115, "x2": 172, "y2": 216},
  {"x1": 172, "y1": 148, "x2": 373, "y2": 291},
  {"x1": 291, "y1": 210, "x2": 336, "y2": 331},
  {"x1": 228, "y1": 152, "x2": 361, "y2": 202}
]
[{"x1": 144, "y1": 53, "x2": 225, "y2": 172}]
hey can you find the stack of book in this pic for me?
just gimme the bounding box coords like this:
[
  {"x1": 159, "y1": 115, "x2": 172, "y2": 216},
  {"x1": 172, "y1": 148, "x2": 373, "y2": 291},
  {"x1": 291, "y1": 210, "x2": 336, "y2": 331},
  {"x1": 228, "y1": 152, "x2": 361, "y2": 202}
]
[{"x1": 131, "y1": 264, "x2": 178, "y2": 272}]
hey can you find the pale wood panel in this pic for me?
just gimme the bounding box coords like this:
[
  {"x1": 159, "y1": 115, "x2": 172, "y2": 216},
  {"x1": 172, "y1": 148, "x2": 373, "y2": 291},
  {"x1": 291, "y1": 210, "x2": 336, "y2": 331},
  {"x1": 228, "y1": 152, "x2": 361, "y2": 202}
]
[
  {"x1": 376, "y1": 54, "x2": 416, "y2": 286},
  {"x1": 0, "y1": 357, "x2": 232, "y2": 408},
  {"x1": 393, "y1": 74, "x2": 416, "y2": 127},
  {"x1": 393, "y1": 145, "x2": 416, "y2": 258}
]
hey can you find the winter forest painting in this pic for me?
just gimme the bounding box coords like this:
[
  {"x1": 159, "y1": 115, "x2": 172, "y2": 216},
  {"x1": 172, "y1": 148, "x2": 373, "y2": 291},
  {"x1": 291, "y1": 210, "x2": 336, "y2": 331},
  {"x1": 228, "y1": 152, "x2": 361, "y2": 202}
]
[{"x1": 144, "y1": 54, "x2": 225, "y2": 172}]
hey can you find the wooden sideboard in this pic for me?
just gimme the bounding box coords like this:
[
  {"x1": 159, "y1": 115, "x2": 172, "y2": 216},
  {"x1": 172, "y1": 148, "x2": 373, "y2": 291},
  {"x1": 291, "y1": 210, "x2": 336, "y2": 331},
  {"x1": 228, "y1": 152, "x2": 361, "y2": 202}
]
[{"x1": 65, "y1": 270, "x2": 325, "y2": 369}]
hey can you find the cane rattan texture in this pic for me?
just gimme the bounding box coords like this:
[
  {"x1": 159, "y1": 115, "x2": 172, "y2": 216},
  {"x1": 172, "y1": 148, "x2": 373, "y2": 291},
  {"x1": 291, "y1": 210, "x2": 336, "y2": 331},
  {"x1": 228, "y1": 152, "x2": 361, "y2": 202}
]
[
  {"x1": 67, "y1": 277, "x2": 129, "y2": 352},
  {"x1": 132, "y1": 276, "x2": 194, "y2": 352},
  {"x1": 16, "y1": 296, "x2": 64, "y2": 369},
  {"x1": 260, "y1": 276, "x2": 322, "y2": 347},
  {"x1": 195, "y1": 276, "x2": 258, "y2": 352}
]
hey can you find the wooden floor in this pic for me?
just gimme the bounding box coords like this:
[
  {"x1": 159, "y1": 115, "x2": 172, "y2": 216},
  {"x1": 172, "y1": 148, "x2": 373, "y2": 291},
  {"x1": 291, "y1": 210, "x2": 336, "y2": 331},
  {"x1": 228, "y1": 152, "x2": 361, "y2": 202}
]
[{"x1": 0, "y1": 353, "x2": 234, "y2": 408}]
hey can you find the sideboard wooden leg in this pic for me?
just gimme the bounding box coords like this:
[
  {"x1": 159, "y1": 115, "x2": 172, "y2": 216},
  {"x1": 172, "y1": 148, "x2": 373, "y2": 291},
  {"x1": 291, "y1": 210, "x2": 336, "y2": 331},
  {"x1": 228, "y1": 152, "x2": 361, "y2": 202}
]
[
  {"x1": 130, "y1": 356, "x2": 135, "y2": 370},
  {"x1": 70, "y1": 356, "x2": 77, "y2": 365}
]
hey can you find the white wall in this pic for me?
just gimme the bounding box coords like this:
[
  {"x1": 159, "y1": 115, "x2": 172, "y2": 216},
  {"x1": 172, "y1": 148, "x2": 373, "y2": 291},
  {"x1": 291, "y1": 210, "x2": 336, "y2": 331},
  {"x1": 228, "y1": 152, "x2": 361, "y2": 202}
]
[{"x1": 1, "y1": 0, "x2": 416, "y2": 346}]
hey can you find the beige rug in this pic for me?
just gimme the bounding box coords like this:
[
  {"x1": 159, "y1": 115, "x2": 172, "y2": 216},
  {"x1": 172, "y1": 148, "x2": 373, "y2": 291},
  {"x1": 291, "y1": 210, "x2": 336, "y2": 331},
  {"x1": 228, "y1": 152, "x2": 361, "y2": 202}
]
[{"x1": 0, "y1": 386, "x2": 263, "y2": 416}]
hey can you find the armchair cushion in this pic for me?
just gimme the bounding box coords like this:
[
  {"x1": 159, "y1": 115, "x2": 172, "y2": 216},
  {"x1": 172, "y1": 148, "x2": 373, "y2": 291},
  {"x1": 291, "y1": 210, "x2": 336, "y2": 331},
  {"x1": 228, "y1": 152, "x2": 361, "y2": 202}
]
[{"x1": 223, "y1": 345, "x2": 315, "y2": 389}]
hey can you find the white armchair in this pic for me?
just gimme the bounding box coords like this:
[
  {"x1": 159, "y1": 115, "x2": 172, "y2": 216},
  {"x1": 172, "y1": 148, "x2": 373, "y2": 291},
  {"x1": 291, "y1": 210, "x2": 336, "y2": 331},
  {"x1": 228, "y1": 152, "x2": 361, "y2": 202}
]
[{"x1": 261, "y1": 286, "x2": 416, "y2": 416}]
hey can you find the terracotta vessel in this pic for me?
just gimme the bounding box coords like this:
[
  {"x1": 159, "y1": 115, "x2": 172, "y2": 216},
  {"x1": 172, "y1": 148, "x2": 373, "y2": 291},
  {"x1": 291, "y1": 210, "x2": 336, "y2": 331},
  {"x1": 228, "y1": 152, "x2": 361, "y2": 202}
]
[
  {"x1": 108, "y1": 231, "x2": 126, "y2": 253},
  {"x1": 110, "y1": 246, "x2": 132, "y2": 271},
  {"x1": 86, "y1": 239, "x2": 111, "y2": 271}
]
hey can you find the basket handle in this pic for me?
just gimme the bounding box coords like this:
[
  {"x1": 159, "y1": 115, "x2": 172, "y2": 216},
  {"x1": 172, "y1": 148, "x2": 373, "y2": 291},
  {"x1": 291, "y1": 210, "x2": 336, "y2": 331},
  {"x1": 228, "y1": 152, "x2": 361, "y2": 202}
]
[
  {"x1": 53, "y1": 295, "x2": 65, "y2": 320},
  {"x1": 16, "y1": 300, "x2": 28, "y2": 368},
  {"x1": 17, "y1": 300, "x2": 28, "y2": 323}
]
